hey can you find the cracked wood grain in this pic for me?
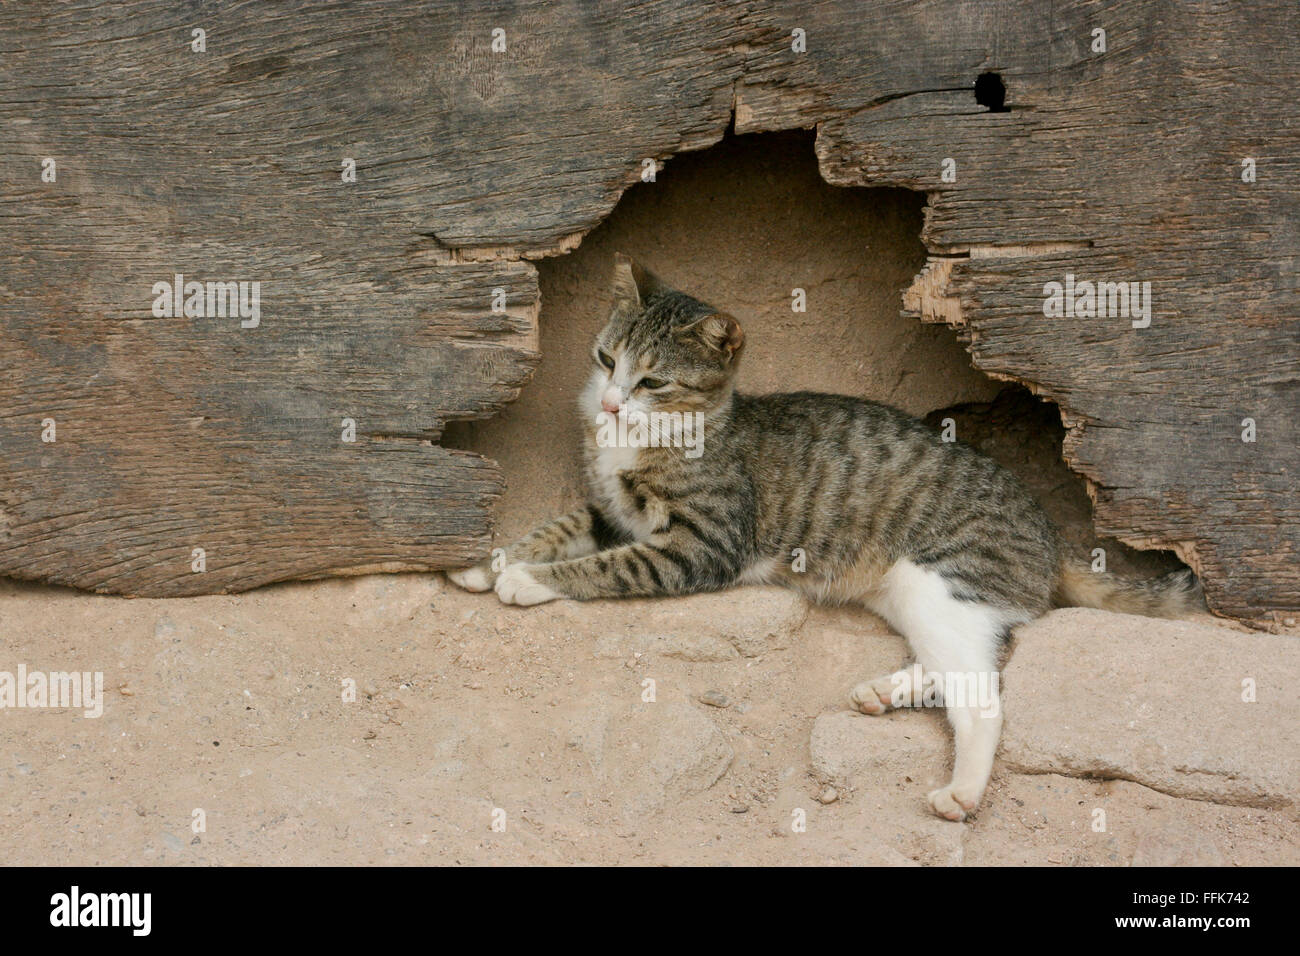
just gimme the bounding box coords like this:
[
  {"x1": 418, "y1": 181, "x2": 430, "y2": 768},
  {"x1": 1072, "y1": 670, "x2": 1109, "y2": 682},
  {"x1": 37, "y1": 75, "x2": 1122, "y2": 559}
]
[{"x1": 1, "y1": 0, "x2": 1296, "y2": 619}]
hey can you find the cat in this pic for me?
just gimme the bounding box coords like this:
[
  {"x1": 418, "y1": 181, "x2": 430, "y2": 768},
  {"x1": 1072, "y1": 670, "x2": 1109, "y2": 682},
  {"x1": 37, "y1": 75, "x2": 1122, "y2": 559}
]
[{"x1": 447, "y1": 253, "x2": 1202, "y2": 821}]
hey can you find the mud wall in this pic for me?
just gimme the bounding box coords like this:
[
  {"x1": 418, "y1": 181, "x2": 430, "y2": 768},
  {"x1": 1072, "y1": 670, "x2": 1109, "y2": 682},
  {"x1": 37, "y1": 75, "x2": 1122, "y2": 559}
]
[{"x1": 446, "y1": 132, "x2": 1000, "y2": 541}]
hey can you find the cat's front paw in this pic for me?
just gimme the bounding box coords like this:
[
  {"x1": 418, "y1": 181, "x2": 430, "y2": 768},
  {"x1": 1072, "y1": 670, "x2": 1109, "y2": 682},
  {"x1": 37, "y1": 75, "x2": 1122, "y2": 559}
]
[
  {"x1": 494, "y1": 564, "x2": 559, "y2": 606},
  {"x1": 446, "y1": 563, "x2": 496, "y2": 592}
]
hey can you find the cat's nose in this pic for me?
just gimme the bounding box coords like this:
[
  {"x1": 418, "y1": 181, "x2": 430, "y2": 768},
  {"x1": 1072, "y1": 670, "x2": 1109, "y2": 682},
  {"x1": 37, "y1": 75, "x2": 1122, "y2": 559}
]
[{"x1": 600, "y1": 387, "x2": 623, "y2": 414}]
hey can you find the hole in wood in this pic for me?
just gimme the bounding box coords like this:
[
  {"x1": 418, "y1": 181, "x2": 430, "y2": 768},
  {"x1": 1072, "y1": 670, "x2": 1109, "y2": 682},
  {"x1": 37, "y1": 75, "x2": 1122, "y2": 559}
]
[
  {"x1": 974, "y1": 71, "x2": 1008, "y2": 112},
  {"x1": 923, "y1": 387, "x2": 1186, "y2": 582},
  {"x1": 443, "y1": 130, "x2": 1188, "y2": 581}
]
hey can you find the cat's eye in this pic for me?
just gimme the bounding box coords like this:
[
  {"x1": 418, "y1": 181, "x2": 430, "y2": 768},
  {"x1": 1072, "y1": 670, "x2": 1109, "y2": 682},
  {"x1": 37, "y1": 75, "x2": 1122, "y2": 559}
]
[
  {"x1": 595, "y1": 350, "x2": 615, "y2": 371},
  {"x1": 638, "y1": 377, "x2": 669, "y2": 391}
]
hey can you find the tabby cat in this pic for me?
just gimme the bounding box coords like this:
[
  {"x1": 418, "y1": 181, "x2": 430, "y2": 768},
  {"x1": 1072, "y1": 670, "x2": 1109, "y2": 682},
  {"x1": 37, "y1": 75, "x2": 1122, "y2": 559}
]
[{"x1": 447, "y1": 254, "x2": 1201, "y2": 821}]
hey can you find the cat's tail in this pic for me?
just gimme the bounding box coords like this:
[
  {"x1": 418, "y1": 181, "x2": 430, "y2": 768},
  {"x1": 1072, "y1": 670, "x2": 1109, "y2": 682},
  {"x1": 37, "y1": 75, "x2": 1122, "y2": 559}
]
[{"x1": 1053, "y1": 558, "x2": 1205, "y2": 618}]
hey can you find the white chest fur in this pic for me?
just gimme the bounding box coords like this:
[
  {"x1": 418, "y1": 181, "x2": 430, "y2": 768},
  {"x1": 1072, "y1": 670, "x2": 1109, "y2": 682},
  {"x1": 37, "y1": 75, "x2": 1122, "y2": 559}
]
[{"x1": 589, "y1": 443, "x2": 662, "y2": 540}]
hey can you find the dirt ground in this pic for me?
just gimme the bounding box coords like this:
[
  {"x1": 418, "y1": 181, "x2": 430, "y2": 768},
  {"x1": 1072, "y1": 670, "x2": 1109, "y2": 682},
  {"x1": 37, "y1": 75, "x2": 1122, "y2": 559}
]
[{"x1": 2, "y1": 572, "x2": 1296, "y2": 866}]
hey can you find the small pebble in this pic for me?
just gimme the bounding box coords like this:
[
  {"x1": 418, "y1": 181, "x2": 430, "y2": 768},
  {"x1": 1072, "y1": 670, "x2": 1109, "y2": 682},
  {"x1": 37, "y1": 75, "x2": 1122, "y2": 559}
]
[
  {"x1": 818, "y1": 787, "x2": 839, "y2": 805},
  {"x1": 699, "y1": 690, "x2": 729, "y2": 708}
]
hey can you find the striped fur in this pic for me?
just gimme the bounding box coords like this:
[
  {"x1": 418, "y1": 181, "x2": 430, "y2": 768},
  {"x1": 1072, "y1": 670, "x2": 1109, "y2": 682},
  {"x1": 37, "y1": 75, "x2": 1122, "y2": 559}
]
[{"x1": 447, "y1": 254, "x2": 1202, "y2": 820}]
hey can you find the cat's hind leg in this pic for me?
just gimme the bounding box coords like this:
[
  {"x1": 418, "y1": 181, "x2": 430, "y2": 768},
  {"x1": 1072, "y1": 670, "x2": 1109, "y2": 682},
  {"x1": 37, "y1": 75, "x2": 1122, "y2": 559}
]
[{"x1": 865, "y1": 559, "x2": 1013, "y2": 822}]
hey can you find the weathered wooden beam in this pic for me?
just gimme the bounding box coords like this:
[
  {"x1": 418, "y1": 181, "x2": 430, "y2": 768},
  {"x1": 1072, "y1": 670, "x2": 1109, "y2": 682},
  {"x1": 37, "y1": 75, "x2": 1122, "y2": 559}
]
[
  {"x1": 1, "y1": 0, "x2": 1296, "y2": 621},
  {"x1": 0, "y1": 3, "x2": 542, "y2": 594}
]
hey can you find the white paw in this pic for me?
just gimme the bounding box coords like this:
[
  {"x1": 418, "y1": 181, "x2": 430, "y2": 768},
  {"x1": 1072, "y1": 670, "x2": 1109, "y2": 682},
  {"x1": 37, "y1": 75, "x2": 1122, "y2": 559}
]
[
  {"x1": 927, "y1": 782, "x2": 981, "y2": 822},
  {"x1": 850, "y1": 667, "x2": 920, "y2": 715},
  {"x1": 446, "y1": 565, "x2": 494, "y2": 592},
  {"x1": 494, "y1": 564, "x2": 559, "y2": 607},
  {"x1": 849, "y1": 675, "x2": 896, "y2": 715}
]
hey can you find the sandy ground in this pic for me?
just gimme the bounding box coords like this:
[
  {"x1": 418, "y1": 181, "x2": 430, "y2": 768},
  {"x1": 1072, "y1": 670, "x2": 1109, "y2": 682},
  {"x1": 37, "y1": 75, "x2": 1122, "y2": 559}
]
[{"x1": 2, "y1": 573, "x2": 1295, "y2": 866}]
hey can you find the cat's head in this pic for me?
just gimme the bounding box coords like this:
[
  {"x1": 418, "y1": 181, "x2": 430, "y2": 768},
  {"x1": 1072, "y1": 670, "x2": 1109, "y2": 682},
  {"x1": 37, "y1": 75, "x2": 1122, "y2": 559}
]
[{"x1": 582, "y1": 254, "x2": 744, "y2": 424}]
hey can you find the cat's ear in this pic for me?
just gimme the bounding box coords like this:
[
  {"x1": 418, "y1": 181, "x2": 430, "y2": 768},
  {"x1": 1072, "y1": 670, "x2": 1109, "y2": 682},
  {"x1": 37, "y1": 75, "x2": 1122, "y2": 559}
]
[
  {"x1": 612, "y1": 253, "x2": 666, "y2": 309},
  {"x1": 685, "y1": 312, "x2": 745, "y2": 362}
]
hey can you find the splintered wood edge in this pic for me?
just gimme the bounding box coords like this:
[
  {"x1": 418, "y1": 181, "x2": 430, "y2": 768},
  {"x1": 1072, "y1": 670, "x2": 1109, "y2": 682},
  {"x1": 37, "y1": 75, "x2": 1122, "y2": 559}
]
[{"x1": 899, "y1": 242, "x2": 1225, "y2": 611}]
